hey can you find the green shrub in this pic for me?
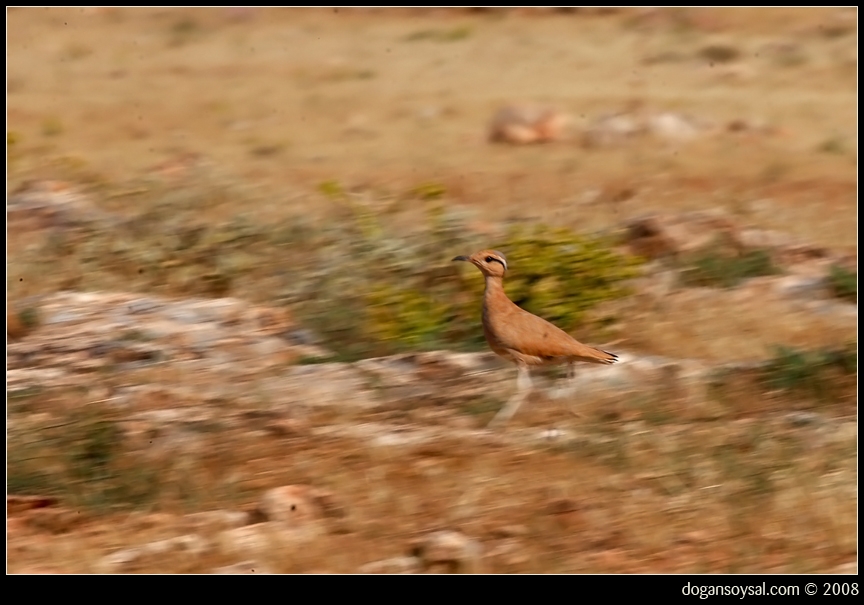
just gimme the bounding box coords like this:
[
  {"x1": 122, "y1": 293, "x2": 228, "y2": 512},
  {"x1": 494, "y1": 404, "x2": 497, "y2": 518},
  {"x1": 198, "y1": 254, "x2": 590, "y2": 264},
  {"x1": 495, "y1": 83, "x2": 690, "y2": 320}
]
[
  {"x1": 365, "y1": 284, "x2": 452, "y2": 348},
  {"x1": 678, "y1": 245, "x2": 780, "y2": 288},
  {"x1": 827, "y1": 264, "x2": 856, "y2": 303},
  {"x1": 7, "y1": 401, "x2": 161, "y2": 511},
  {"x1": 817, "y1": 136, "x2": 847, "y2": 155},
  {"x1": 409, "y1": 182, "x2": 447, "y2": 200},
  {"x1": 495, "y1": 225, "x2": 642, "y2": 334},
  {"x1": 293, "y1": 203, "x2": 484, "y2": 358},
  {"x1": 318, "y1": 179, "x2": 346, "y2": 200},
  {"x1": 7, "y1": 396, "x2": 252, "y2": 513},
  {"x1": 698, "y1": 44, "x2": 741, "y2": 64},
  {"x1": 762, "y1": 343, "x2": 857, "y2": 403},
  {"x1": 18, "y1": 305, "x2": 41, "y2": 330},
  {"x1": 295, "y1": 211, "x2": 641, "y2": 359},
  {"x1": 404, "y1": 26, "x2": 473, "y2": 42},
  {"x1": 41, "y1": 116, "x2": 64, "y2": 137}
]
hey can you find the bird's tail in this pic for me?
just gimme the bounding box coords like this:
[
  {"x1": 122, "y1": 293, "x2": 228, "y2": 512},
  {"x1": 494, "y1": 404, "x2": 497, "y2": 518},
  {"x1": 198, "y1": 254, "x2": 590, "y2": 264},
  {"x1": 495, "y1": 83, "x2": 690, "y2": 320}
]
[
  {"x1": 566, "y1": 340, "x2": 620, "y2": 365},
  {"x1": 588, "y1": 347, "x2": 618, "y2": 365}
]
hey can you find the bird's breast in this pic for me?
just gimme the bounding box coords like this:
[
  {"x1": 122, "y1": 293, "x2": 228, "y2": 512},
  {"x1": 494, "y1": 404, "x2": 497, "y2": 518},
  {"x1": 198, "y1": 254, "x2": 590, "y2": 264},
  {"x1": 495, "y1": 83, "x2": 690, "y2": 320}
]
[
  {"x1": 481, "y1": 303, "x2": 516, "y2": 360},
  {"x1": 483, "y1": 304, "x2": 515, "y2": 361}
]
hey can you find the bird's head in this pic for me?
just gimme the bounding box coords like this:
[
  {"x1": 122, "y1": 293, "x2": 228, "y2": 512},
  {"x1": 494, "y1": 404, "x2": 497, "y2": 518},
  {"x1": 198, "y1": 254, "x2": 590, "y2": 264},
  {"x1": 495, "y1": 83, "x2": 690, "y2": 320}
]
[{"x1": 452, "y1": 249, "x2": 508, "y2": 278}]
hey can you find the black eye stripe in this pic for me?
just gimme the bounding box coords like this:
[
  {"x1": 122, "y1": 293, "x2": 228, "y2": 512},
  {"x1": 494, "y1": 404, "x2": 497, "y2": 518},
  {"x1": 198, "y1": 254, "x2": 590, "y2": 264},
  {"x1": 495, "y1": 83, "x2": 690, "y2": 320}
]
[{"x1": 485, "y1": 256, "x2": 506, "y2": 269}]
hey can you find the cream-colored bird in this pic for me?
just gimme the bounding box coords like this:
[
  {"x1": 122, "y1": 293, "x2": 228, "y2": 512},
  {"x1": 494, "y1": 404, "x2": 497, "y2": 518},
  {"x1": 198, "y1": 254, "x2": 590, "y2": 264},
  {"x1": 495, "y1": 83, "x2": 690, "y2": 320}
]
[{"x1": 453, "y1": 249, "x2": 618, "y2": 427}]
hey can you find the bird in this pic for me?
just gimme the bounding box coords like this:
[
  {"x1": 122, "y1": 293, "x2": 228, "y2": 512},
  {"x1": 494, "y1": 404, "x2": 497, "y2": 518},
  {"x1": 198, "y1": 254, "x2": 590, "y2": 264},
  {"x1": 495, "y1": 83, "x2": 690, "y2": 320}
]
[{"x1": 452, "y1": 249, "x2": 618, "y2": 427}]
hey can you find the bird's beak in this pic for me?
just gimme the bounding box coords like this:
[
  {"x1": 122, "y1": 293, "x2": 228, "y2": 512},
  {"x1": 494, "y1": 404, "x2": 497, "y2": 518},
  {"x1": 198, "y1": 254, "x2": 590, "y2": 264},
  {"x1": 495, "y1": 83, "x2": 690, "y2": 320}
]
[{"x1": 452, "y1": 255, "x2": 469, "y2": 262}]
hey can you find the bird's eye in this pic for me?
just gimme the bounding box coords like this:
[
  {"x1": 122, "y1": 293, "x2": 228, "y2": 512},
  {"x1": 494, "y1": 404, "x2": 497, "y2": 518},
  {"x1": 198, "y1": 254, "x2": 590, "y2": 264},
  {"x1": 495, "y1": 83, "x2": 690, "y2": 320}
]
[{"x1": 485, "y1": 256, "x2": 494, "y2": 263}]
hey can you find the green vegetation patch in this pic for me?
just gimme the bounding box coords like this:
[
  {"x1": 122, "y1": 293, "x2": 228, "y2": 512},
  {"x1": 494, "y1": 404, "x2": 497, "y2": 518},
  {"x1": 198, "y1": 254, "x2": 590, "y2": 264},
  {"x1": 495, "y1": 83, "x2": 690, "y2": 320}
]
[
  {"x1": 8, "y1": 170, "x2": 642, "y2": 362},
  {"x1": 500, "y1": 225, "x2": 642, "y2": 333},
  {"x1": 678, "y1": 243, "x2": 780, "y2": 288},
  {"x1": 827, "y1": 264, "x2": 856, "y2": 303},
  {"x1": 761, "y1": 343, "x2": 857, "y2": 403}
]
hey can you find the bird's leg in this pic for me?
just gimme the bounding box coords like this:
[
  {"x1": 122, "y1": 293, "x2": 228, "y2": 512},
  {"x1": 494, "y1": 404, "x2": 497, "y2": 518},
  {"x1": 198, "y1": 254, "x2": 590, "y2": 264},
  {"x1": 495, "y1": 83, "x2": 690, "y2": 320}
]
[
  {"x1": 487, "y1": 364, "x2": 532, "y2": 428},
  {"x1": 566, "y1": 362, "x2": 584, "y2": 418},
  {"x1": 552, "y1": 362, "x2": 583, "y2": 418},
  {"x1": 552, "y1": 362, "x2": 576, "y2": 399}
]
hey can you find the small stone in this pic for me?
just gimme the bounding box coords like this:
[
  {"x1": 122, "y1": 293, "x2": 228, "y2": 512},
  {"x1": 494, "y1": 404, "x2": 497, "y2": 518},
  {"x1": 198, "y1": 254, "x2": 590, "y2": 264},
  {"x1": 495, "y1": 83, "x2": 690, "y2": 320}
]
[
  {"x1": 99, "y1": 547, "x2": 146, "y2": 572},
  {"x1": 358, "y1": 556, "x2": 422, "y2": 574},
  {"x1": 541, "y1": 428, "x2": 566, "y2": 441},
  {"x1": 183, "y1": 510, "x2": 250, "y2": 532},
  {"x1": 167, "y1": 308, "x2": 203, "y2": 324},
  {"x1": 218, "y1": 521, "x2": 319, "y2": 559},
  {"x1": 413, "y1": 530, "x2": 483, "y2": 574},
  {"x1": 487, "y1": 538, "x2": 529, "y2": 568},
  {"x1": 99, "y1": 534, "x2": 209, "y2": 572},
  {"x1": 582, "y1": 111, "x2": 644, "y2": 148},
  {"x1": 125, "y1": 298, "x2": 163, "y2": 314},
  {"x1": 785, "y1": 411, "x2": 822, "y2": 427},
  {"x1": 141, "y1": 534, "x2": 209, "y2": 557},
  {"x1": 218, "y1": 524, "x2": 272, "y2": 559},
  {"x1": 646, "y1": 111, "x2": 703, "y2": 142},
  {"x1": 45, "y1": 310, "x2": 83, "y2": 325},
  {"x1": 258, "y1": 485, "x2": 328, "y2": 527},
  {"x1": 488, "y1": 104, "x2": 572, "y2": 144},
  {"x1": 772, "y1": 275, "x2": 827, "y2": 300}
]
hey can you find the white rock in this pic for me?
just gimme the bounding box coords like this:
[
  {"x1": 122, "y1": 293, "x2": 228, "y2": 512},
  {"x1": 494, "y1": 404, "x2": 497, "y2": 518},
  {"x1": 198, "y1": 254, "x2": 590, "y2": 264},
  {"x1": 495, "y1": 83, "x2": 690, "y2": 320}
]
[
  {"x1": 358, "y1": 556, "x2": 422, "y2": 574},
  {"x1": 415, "y1": 530, "x2": 483, "y2": 573}
]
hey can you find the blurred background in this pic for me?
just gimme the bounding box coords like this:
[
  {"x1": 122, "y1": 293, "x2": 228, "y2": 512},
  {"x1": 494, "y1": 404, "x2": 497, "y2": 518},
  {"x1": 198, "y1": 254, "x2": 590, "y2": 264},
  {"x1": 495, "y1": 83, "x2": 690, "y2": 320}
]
[{"x1": 7, "y1": 8, "x2": 857, "y2": 574}]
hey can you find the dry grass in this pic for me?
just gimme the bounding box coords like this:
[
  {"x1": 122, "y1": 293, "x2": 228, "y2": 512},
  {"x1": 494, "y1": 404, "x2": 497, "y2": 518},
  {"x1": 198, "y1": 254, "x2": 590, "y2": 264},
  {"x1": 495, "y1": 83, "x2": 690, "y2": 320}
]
[
  {"x1": 7, "y1": 8, "x2": 856, "y2": 240},
  {"x1": 6, "y1": 7, "x2": 857, "y2": 574},
  {"x1": 610, "y1": 288, "x2": 856, "y2": 363}
]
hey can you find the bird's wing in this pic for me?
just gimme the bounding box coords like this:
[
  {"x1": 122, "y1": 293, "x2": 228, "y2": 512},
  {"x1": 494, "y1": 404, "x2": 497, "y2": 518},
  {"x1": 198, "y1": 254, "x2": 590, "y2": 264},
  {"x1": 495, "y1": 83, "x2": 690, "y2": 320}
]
[{"x1": 493, "y1": 303, "x2": 618, "y2": 365}]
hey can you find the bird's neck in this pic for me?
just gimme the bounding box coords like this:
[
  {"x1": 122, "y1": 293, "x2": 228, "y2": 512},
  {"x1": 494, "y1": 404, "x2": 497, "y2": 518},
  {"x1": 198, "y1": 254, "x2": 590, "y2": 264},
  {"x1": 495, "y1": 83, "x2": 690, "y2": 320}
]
[{"x1": 483, "y1": 275, "x2": 507, "y2": 300}]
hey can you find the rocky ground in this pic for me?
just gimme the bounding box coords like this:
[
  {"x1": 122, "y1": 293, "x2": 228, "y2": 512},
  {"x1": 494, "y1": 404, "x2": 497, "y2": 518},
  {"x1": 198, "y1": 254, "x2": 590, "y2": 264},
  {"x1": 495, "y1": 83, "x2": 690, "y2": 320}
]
[{"x1": 8, "y1": 195, "x2": 857, "y2": 573}]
